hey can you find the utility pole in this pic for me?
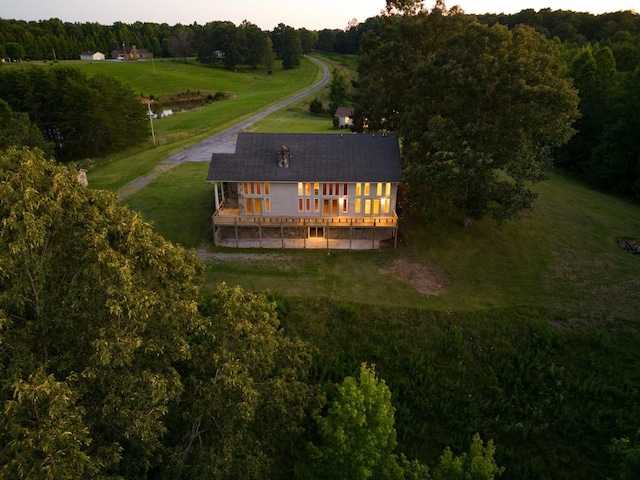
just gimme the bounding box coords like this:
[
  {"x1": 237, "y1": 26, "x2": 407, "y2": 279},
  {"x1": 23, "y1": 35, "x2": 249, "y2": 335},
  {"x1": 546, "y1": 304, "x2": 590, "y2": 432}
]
[{"x1": 147, "y1": 100, "x2": 156, "y2": 147}]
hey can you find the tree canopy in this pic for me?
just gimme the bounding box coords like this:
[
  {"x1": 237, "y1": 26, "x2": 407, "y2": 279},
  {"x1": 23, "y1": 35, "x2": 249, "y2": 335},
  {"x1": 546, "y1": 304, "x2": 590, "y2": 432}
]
[
  {"x1": 0, "y1": 67, "x2": 149, "y2": 162},
  {"x1": 356, "y1": 5, "x2": 580, "y2": 225}
]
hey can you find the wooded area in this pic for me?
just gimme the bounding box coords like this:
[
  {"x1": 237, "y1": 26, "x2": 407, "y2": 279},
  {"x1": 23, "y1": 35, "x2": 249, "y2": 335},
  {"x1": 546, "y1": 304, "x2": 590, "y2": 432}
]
[{"x1": 2, "y1": 2, "x2": 640, "y2": 479}]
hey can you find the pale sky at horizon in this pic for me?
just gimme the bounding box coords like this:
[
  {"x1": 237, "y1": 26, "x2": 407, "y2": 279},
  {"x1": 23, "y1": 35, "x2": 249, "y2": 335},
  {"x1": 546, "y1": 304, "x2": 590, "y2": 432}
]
[{"x1": 0, "y1": 1, "x2": 637, "y2": 31}]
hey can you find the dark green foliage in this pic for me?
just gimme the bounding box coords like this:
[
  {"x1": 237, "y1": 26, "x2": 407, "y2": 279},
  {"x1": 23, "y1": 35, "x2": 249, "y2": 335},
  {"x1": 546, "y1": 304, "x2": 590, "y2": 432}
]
[
  {"x1": 271, "y1": 24, "x2": 302, "y2": 69},
  {"x1": 282, "y1": 298, "x2": 640, "y2": 480},
  {"x1": 0, "y1": 66, "x2": 148, "y2": 162},
  {"x1": 0, "y1": 99, "x2": 53, "y2": 155},
  {"x1": 329, "y1": 67, "x2": 350, "y2": 118},
  {"x1": 309, "y1": 97, "x2": 324, "y2": 114}
]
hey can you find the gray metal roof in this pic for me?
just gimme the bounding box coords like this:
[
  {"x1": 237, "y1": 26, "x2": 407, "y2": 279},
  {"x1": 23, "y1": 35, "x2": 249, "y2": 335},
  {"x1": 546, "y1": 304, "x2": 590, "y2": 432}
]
[{"x1": 206, "y1": 132, "x2": 402, "y2": 183}]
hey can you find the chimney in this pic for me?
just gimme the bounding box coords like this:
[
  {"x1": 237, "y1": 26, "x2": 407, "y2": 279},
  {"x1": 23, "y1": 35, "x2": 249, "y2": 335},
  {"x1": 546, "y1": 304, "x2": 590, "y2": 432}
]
[{"x1": 278, "y1": 145, "x2": 290, "y2": 168}]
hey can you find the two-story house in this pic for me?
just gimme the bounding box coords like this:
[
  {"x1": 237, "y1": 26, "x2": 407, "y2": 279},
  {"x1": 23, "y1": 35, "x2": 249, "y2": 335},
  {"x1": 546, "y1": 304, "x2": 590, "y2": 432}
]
[{"x1": 206, "y1": 132, "x2": 402, "y2": 249}]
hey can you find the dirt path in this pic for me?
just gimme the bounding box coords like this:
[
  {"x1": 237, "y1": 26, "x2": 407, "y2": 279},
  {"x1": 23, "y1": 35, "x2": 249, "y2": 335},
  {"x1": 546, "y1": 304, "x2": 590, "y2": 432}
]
[{"x1": 117, "y1": 56, "x2": 330, "y2": 200}]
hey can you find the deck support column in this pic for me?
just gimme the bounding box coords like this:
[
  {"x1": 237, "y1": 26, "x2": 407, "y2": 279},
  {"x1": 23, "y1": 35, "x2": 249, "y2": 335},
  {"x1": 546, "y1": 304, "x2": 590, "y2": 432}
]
[
  {"x1": 281, "y1": 224, "x2": 284, "y2": 248},
  {"x1": 234, "y1": 218, "x2": 239, "y2": 248},
  {"x1": 326, "y1": 220, "x2": 330, "y2": 252},
  {"x1": 258, "y1": 218, "x2": 263, "y2": 248},
  {"x1": 372, "y1": 220, "x2": 376, "y2": 249}
]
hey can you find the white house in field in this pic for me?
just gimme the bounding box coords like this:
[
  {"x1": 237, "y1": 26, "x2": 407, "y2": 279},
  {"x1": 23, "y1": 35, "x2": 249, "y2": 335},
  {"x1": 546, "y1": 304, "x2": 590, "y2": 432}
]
[
  {"x1": 334, "y1": 106, "x2": 355, "y2": 128},
  {"x1": 79, "y1": 51, "x2": 106, "y2": 61},
  {"x1": 206, "y1": 132, "x2": 402, "y2": 249}
]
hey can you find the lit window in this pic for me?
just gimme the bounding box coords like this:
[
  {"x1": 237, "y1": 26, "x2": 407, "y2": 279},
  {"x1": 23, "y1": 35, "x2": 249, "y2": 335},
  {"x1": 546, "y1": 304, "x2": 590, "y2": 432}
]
[
  {"x1": 305, "y1": 182, "x2": 311, "y2": 196},
  {"x1": 332, "y1": 199, "x2": 338, "y2": 214},
  {"x1": 355, "y1": 198, "x2": 361, "y2": 213},
  {"x1": 298, "y1": 183, "x2": 303, "y2": 196},
  {"x1": 385, "y1": 183, "x2": 391, "y2": 196},
  {"x1": 376, "y1": 183, "x2": 382, "y2": 196},
  {"x1": 314, "y1": 183, "x2": 319, "y2": 195},
  {"x1": 264, "y1": 182, "x2": 270, "y2": 195},
  {"x1": 306, "y1": 198, "x2": 311, "y2": 212},
  {"x1": 265, "y1": 198, "x2": 271, "y2": 212},
  {"x1": 373, "y1": 199, "x2": 380, "y2": 215},
  {"x1": 254, "y1": 198, "x2": 262, "y2": 213},
  {"x1": 246, "y1": 198, "x2": 253, "y2": 213},
  {"x1": 298, "y1": 198, "x2": 303, "y2": 212},
  {"x1": 383, "y1": 198, "x2": 389, "y2": 213},
  {"x1": 256, "y1": 183, "x2": 261, "y2": 195},
  {"x1": 244, "y1": 182, "x2": 249, "y2": 194},
  {"x1": 365, "y1": 199, "x2": 371, "y2": 214},
  {"x1": 364, "y1": 183, "x2": 370, "y2": 196},
  {"x1": 323, "y1": 183, "x2": 327, "y2": 195},
  {"x1": 314, "y1": 199, "x2": 319, "y2": 212},
  {"x1": 342, "y1": 199, "x2": 347, "y2": 213},
  {"x1": 343, "y1": 184, "x2": 348, "y2": 196},
  {"x1": 323, "y1": 199, "x2": 329, "y2": 214},
  {"x1": 356, "y1": 183, "x2": 361, "y2": 196}
]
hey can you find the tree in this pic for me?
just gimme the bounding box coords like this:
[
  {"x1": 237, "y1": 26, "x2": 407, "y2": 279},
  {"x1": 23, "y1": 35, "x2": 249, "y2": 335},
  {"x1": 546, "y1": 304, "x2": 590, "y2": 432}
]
[
  {"x1": 5, "y1": 41, "x2": 26, "y2": 61},
  {"x1": 431, "y1": 434, "x2": 504, "y2": 480},
  {"x1": 0, "y1": 147, "x2": 202, "y2": 476},
  {"x1": 242, "y1": 21, "x2": 270, "y2": 69},
  {"x1": 313, "y1": 363, "x2": 404, "y2": 480},
  {"x1": 0, "y1": 66, "x2": 148, "y2": 162},
  {"x1": 271, "y1": 24, "x2": 302, "y2": 69},
  {"x1": 400, "y1": 22, "x2": 579, "y2": 225},
  {"x1": 0, "y1": 99, "x2": 53, "y2": 155},
  {"x1": 163, "y1": 283, "x2": 319, "y2": 480},
  {"x1": 329, "y1": 67, "x2": 350, "y2": 117},
  {"x1": 168, "y1": 24, "x2": 194, "y2": 62}
]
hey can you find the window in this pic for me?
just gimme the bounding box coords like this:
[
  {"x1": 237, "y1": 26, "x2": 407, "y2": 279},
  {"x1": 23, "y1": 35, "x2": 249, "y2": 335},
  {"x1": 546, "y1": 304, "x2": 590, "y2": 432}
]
[
  {"x1": 382, "y1": 198, "x2": 389, "y2": 213},
  {"x1": 344, "y1": 184, "x2": 348, "y2": 196},
  {"x1": 355, "y1": 198, "x2": 361, "y2": 213},
  {"x1": 306, "y1": 198, "x2": 311, "y2": 212},
  {"x1": 265, "y1": 198, "x2": 271, "y2": 212},
  {"x1": 314, "y1": 183, "x2": 319, "y2": 195},
  {"x1": 355, "y1": 183, "x2": 361, "y2": 196},
  {"x1": 323, "y1": 199, "x2": 329, "y2": 214},
  {"x1": 305, "y1": 182, "x2": 311, "y2": 196},
  {"x1": 314, "y1": 198, "x2": 319, "y2": 212},
  {"x1": 376, "y1": 182, "x2": 382, "y2": 196},
  {"x1": 332, "y1": 199, "x2": 338, "y2": 214},
  {"x1": 256, "y1": 183, "x2": 261, "y2": 195},
  {"x1": 385, "y1": 182, "x2": 391, "y2": 196},
  {"x1": 365, "y1": 199, "x2": 371, "y2": 214},
  {"x1": 298, "y1": 183, "x2": 303, "y2": 195},
  {"x1": 254, "y1": 198, "x2": 261, "y2": 213},
  {"x1": 342, "y1": 198, "x2": 347, "y2": 213},
  {"x1": 373, "y1": 199, "x2": 380, "y2": 215},
  {"x1": 364, "y1": 183, "x2": 370, "y2": 196},
  {"x1": 298, "y1": 198, "x2": 303, "y2": 212},
  {"x1": 265, "y1": 182, "x2": 270, "y2": 195},
  {"x1": 246, "y1": 198, "x2": 253, "y2": 213}
]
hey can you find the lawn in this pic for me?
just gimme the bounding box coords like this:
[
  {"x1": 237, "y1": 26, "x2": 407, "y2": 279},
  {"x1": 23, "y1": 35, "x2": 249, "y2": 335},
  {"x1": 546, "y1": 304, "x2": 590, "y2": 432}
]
[{"x1": 125, "y1": 157, "x2": 640, "y2": 320}]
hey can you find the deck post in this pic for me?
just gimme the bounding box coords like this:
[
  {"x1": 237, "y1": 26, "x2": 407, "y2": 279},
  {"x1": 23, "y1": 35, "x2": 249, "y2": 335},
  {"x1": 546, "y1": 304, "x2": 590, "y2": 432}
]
[
  {"x1": 234, "y1": 218, "x2": 239, "y2": 248},
  {"x1": 281, "y1": 224, "x2": 284, "y2": 248},
  {"x1": 349, "y1": 220, "x2": 353, "y2": 250},
  {"x1": 326, "y1": 219, "x2": 330, "y2": 252},
  {"x1": 372, "y1": 219, "x2": 376, "y2": 249},
  {"x1": 303, "y1": 218, "x2": 306, "y2": 249},
  {"x1": 258, "y1": 218, "x2": 263, "y2": 248}
]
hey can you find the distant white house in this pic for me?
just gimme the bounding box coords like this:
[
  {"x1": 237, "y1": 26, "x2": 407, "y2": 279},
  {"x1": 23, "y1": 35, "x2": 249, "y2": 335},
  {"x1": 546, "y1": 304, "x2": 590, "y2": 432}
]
[
  {"x1": 79, "y1": 51, "x2": 106, "y2": 61},
  {"x1": 334, "y1": 106, "x2": 355, "y2": 128}
]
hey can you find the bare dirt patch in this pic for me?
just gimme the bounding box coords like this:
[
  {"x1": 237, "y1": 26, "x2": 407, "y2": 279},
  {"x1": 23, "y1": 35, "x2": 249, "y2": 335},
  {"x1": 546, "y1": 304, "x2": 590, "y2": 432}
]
[{"x1": 379, "y1": 258, "x2": 446, "y2": 296}]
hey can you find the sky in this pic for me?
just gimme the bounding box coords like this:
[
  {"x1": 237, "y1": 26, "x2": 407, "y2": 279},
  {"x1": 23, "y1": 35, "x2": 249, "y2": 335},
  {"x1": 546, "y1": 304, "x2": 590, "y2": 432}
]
[{"x1": 0, "y1": 0, "x2": 637, "y2": 31}]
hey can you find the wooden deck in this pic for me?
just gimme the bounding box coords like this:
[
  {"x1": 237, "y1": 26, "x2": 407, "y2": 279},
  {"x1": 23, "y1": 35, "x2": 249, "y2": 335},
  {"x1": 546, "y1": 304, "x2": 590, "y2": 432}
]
[
  {"x1": 211, "y1": 207, "x2": 398, "y2": 249},
  {"x1": 212, "y1": 208, "x2": 398, "y2": 228}
]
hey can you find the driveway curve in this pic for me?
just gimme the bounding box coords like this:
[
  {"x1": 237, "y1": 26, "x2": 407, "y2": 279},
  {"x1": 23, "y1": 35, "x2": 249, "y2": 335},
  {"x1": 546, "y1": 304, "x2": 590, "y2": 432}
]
[{"x1": 118, "y1": 56, "x2": 330, "y2": 200}]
